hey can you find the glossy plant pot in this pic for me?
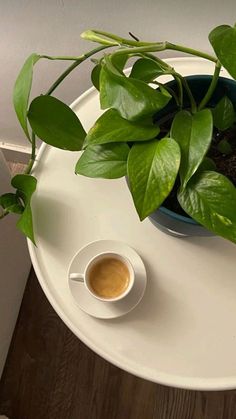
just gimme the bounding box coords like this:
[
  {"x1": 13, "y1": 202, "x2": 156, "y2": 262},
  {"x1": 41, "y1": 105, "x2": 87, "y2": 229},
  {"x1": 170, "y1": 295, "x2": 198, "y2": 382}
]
[{"x1": 149, "y1": 75, "x2": 236, "y2": 237}]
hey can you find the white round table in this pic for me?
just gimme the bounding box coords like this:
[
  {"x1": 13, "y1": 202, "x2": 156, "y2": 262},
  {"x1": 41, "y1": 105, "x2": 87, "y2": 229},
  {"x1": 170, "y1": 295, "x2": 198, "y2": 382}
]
[{"x1": 28, "y1": 58, "x2": 236, "y2": 391}]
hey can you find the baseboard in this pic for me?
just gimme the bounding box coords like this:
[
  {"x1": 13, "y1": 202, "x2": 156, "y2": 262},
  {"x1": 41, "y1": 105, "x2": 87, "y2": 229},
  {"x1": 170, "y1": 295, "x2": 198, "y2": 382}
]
[{"x1": 0, "y1": 142, "x2": 35, "y2": 164}]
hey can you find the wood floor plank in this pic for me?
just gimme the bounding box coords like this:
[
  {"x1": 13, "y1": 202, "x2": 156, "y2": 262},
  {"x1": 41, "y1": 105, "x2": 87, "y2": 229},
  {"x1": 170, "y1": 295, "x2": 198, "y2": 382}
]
[{"x1": 1, "y1": 269, "x2": 236, "y2": 419}]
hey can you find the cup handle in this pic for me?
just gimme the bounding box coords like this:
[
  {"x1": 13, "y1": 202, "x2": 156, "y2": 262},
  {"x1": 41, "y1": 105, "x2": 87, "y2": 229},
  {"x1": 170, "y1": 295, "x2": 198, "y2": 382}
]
[{"x1": 69, "y1": 273, "x2": 84, "y2": 282}]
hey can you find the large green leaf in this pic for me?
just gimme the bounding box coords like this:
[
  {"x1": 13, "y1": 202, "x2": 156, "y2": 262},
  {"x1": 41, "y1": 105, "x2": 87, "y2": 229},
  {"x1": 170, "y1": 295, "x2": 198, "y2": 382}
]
[
  {"x1": 84, "y1": 109, "x2": 159, "y2": 146},
  {"x1": 99, "y1": 57, "x2": 171, "y2": 121},
  {"x1": 13, "y1": 53, "x2": 41, "y2": 140},
  {"x1": 127, "y1": 138, "x2": 180, "y2": 220},
  {"x1": 75, "y1": 143, "x2": 129, "y2": 178},
  {"x1": 129, "y1": 58, "x2": 165, "y2": 82},
  {"x1": 209, "y1": 24, "x2": 236, "y2": 79},
  {"x1": 28, "y1": 95, "x2": 86, "y2": 151},
  {"x1": 11, "y1": 174, "x2": 37, "y2": 244},
  {"x1": 111, "y1": 54, "x2": 128, "y2": 72},
  {"x1": 178, "y1": 170, "x2": 236, "y2": 243},
  {"x1": 212, "y1": 96, "x2": 235, "y2": 131},
  {"x1": 171, "y1": 109, "x2": 213, "y2": 188},
  {"x1": 0, "y1": 193, "x2": 24, "y2": 214}
]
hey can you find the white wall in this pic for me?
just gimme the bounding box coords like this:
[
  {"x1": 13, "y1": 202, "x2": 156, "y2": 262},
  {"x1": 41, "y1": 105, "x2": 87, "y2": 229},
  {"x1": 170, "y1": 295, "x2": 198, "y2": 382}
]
[{"x1": 0, "y1": 0, "x2": 235, "y2": 149}]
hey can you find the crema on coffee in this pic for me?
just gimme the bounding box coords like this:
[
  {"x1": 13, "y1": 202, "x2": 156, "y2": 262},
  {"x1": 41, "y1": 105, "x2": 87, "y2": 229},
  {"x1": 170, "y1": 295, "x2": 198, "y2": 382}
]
[{"x1": 88, "y1": 257, "x2": 130, "y2": 298}]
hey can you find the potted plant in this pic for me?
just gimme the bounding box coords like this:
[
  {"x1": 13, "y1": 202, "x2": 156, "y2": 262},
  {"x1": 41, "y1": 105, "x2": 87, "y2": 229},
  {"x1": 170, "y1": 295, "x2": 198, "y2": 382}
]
[{"x1": 1, "y1": 23, "x2": 236, "y2": 244}]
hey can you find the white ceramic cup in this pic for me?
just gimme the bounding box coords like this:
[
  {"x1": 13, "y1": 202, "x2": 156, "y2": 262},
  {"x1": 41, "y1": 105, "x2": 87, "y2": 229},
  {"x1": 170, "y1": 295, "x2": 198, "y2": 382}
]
[{"x1": 69, "y1": 252, "x2": 135, "y2": 302}]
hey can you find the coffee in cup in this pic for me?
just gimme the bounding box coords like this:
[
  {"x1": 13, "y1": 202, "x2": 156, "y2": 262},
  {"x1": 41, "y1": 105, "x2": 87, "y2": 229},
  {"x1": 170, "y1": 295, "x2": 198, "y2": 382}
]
[
  {"x1": 69, "y1": 252, "x2": 134, "y2": 302},
  {"x1": 88, "y1": 256, "x2": 130, "y2": 299}
]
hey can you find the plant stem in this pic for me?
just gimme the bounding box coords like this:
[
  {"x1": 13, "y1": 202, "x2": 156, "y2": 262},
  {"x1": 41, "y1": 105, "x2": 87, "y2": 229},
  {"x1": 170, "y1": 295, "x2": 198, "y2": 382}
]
[
  {"x1": 138, "y1": 53, "x2": 183, "y2": 107},
  {"x1": 141, "y1": 52, "x2": 172, "y2": 71},
  {"x1": 173, "y1": 75, "x2": 183, "y2": 108},
  {"x1": 86, "y1": 29, "x2": 154, "y2": 47},
  {"x1": 182, "y1": 77, "x2": 197, "y2": 113},
  {"x1": 111, "y1": 42, "x2": 217, "y2": 68},
  {"x1": 152, "y1": 81, "x2": 180, "y2": 106},
  {"x1": 42, "y1": 46, "x2": 111, "y2": 62},
  {"x1": 111, "y1": 43, "x2": 168, "y2": 57},
  {"x1": 175, "y1": 73, "x2": 197, "y2": 113},
  {"x1": 166, "y1": 42, "x2": 217, "y2": 63},
  {"x1": 45, "y1": 45, "x2": 110, "y2": 96},
  {"x1": 0, "y1": 209, "x2": 8, "y2": 219},
  {"x1": 198, "y1": 61, "x2": 221, "y2": 110},
  {"x1": 24, "y1": 132, "x2": 36, "y2": 174},
  {"x1": 90, "y1": 30, "x2": 217, "y2": 63},
  {"x1": 42, "y1": 55, "x2": 88, "y2": 61},
  {"x1": 45, "y1": 60, "x2": 82, "y2": 96}
]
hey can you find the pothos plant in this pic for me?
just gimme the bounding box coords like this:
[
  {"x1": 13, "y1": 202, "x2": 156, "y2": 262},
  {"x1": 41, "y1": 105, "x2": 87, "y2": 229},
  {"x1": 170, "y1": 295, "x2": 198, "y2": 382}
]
[{"x1": 1, "y1": 24, "x2": 236, "y2": 244}]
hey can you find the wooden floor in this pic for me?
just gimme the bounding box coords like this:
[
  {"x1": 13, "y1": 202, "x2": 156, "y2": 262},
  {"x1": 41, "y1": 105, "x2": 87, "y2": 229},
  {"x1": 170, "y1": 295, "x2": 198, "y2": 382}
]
[{"x1": 0, "y1": 269, "x2": 236, "y2": 419}]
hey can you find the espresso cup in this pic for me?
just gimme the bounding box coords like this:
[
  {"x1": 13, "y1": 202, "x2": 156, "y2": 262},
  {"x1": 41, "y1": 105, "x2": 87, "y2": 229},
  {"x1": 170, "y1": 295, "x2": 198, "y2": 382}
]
[{"x1": 69, "y1": 252, "x2": 134, "y2": 302}]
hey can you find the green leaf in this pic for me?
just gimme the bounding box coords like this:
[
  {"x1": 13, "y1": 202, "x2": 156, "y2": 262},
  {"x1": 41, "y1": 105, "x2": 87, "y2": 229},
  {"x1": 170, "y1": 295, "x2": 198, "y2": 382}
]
[
  {"x1": 127, "y1": 138, "x2": 180, "y2": 220},
  {"x1": 171, "y1": 109, "x2": 213, "y2": 188},
  {"x1": 209, "y1": 25, "x2": 236, "y2": 79},
  {"x1": 178, "y1": 170, "x2": 236, "y2": 243},
  {"x1": 11, "y1": 174, "x2": 37, "y2": 244},
  {"x1": 198, "y1": 157, "x2": 216, "y2": 172},
  {"x1": 111, "y1": 54, "x2": 128, "y2": 72},
  {"x1": 13, "y1": 53, "x2": 40, "y2": 140},
  {"x1": 28, "y1": 95, "x2": 86, "y2": 151},
  {"x1": 91, "y1": 64, "x2": 101, "y2": 90},
  {"x1": 217, "y1": 138, "x2": 233, "y2": 155},
  {"x1": 0, "y1": 193, "x2": 24, "y2": 214},
  {"x1": 99, "y1": 57, "x2": 171, "y2": 121},
  {"x1": 81, "y1": 30, "x2": 119, "y2": 46},
  {"x1": 75, "y1": 143, "x2": 129, "y2": 178},
  {"x1": 11, "y1": 174, "x2": 37, "y2": 200},
  {"x1": 130, "y1": 58, "x2": 165, "y2": 82},
  {"x1": 17, "y1": 204, "x2": 36, "y2": 243},
  {"x1": 212, "y1": 96, "x2": 235, "y2": 131},
  {"x1": 85, "y1": 109, "x2": 160, "y2": 146}
]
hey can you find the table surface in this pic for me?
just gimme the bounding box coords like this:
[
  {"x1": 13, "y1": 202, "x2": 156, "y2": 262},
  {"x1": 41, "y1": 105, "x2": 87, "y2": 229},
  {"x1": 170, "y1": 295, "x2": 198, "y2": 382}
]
[
  {"x1": 3, "y1": 268, "x2": 236, "y2": 419},
  {"x1": 29, "y1": 57, "x2": 236, "y2": 391}
]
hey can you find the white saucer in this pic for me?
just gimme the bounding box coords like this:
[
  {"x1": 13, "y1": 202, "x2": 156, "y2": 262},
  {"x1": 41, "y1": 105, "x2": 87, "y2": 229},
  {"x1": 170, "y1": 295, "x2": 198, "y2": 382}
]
[{"x1": 68, "y1": 240, "x2": 147, "y2": 319}]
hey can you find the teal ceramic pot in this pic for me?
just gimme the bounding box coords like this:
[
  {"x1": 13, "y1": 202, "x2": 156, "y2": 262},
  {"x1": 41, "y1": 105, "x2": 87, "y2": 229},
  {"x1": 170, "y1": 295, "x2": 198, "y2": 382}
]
[
  {"x1": 149, "y1": 75, "x2": 236, "y2": 237},
  {"x1": 148, "y1": 206, "x2": 212, "y2": 237}
]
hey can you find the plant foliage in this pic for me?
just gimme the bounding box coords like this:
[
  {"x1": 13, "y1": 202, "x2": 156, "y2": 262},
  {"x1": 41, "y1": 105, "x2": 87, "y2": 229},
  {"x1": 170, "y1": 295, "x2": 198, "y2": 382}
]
[{"x1": 2, "y1": 23, "x2": 236, "y2": 244}]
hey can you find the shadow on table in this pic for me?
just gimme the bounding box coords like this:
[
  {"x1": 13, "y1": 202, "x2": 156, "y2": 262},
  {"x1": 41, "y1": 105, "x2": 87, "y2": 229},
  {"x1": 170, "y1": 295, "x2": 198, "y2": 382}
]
[{"x1": 32, "y1": 194, "x2": 73, "y2": 256}]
